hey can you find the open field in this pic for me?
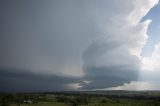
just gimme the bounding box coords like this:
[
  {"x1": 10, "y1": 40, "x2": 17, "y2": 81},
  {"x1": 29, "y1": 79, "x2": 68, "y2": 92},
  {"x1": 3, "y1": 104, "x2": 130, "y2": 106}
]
[{"x1": 1, "y1": 91, "x2": 160, "y2": 106}]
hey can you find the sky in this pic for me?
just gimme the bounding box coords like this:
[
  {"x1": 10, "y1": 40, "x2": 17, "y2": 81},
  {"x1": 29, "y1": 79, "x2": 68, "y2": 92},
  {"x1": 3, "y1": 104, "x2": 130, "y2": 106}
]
[
  {"x1": 0, "y1": 0, "x2": 160, "y2": 92},
  {"x1": 141, "y1": 2, "x2": 160, "y2": 57}
]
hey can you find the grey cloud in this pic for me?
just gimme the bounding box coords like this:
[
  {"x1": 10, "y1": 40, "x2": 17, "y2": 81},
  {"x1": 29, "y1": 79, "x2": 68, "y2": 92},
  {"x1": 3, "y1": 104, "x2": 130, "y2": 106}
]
[
  {"x1": 0, "y1": 0, "x2": 158, "y2": 91},
  {"x1": 80, "y1": 0, "x2": 157, "y2": 90},
  {"x1": 80, "y1": 30, "x2": 141, "y2": 89},
  {"x1": 80, "y1": 66, "x2": 139, "y2": 90},
  {"x1": 0, "y1": 69, "x2": 81, "y2": 92},
  {"x1": 0, "y1": 0, "x2": 96, "y2": 76}
]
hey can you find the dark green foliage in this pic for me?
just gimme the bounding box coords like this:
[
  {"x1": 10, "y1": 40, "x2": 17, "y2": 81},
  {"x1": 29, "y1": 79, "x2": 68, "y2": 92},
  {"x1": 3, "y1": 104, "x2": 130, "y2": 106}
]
[
  {"x1": 1, "y1": 91, "x2": 160, "y2": 106},
  {"x1": 100, "y1": 98, "x2": 108, "y2": 103},
  {"x1": 56, "y1": 95, "x2": 70, "y2": 103}
]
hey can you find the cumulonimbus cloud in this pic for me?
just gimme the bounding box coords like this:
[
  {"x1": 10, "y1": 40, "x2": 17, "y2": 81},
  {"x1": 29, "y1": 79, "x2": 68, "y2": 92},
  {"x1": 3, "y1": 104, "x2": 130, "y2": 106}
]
[
  {"x1": 0, "y1": 0, "x2": 159, "y2": 91},
  {"x1": 81, "y1": 0, "x2": 159, "y2": 90}
]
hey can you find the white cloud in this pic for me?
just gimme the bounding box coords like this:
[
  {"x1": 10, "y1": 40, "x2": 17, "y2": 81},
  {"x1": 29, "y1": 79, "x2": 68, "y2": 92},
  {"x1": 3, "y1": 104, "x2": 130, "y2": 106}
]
[
  {"x1": 81, "y1": 0, "x2": 159, "y2": 89},
  {"x1": 100, "y1": 81, "x2": 160, "y2": 91},
  {"x1": 127, "y1": 0, "x2": 159, "y2": 25},
  {"x1": 142, "y1": 43, "x2": 160, "y2": 71},
  {"x1": 67, "y1": 83, "x2": 82, "y2": 90}
]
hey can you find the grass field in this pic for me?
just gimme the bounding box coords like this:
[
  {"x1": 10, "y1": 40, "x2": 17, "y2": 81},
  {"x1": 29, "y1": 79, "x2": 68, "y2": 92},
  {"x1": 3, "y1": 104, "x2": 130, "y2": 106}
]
[
  {"x1": 1, "y1": 91, "x2": 160, "y2": 106},
  {"x1": 11, "y1": 102, "x2": 66, "y2": 106}
]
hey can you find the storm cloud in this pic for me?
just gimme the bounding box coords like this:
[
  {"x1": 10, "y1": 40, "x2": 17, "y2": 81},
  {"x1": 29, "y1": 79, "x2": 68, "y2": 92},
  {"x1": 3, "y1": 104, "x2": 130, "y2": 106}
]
[
  {"x1": 0, "y1": 0, "x2": 159, "y2": 91},
  {"x1": 0, "y1": 69, "x2": 81, "y2": 92},
  {"x1": 80, "y1": 0, "x2": 158, "y2": 89}
]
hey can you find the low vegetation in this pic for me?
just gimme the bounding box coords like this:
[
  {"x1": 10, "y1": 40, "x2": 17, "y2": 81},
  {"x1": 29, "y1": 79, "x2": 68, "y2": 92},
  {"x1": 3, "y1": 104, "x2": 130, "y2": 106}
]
[{"x1": 0, "y1": 91, "x2": 160, "y2": 106}]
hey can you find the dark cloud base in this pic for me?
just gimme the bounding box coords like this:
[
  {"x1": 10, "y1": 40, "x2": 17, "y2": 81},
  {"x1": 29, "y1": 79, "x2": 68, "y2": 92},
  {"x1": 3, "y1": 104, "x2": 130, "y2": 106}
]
[
  {"x1": 80, "y1": 66, "x2": 139, "y2": 90},
  {"x1": 0, "y1": 69, "x2": 81, "y2": 92}
]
